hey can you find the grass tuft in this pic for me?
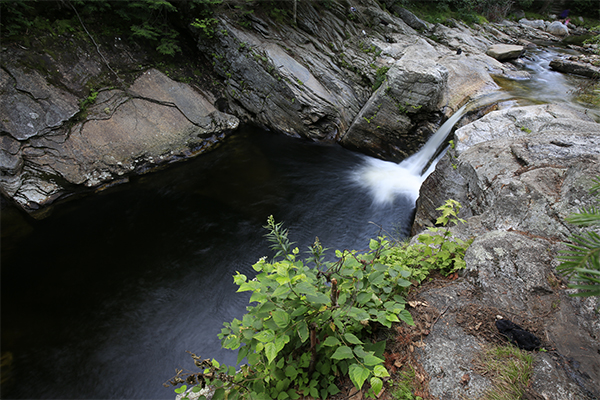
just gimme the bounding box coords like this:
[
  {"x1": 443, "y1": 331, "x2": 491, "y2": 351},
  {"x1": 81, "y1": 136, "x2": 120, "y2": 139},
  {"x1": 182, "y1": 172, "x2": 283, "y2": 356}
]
[{"x1": 475, "y1": 344, "x2": 534, "y2": 400}]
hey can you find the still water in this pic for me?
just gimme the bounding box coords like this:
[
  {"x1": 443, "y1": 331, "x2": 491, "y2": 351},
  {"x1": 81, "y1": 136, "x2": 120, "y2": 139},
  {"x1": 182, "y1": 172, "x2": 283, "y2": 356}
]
[{"x1": 1, "y1": 128, "x2": 418, "y2": 399}]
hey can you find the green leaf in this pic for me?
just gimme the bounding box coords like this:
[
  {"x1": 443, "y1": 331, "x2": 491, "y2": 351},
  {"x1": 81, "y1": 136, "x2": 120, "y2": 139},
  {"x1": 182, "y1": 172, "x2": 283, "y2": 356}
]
[
  {"x1": 274, "y1": 334, "x2": 290, "y2": 352},
  {"x1": 368, "y1": 270, "x2": 385, "y2": 285},
  {"x1": 265, "y1": 342, "x2": 277, "y2": 364},
  {"x1": 192, "y1": 385, "x2": 203, "y2": 393},
  {"x1": 370, "y1": 377, "x2": 383, "y2": 396},
  {"x1": 369, "y1": 238, "x2": 380, "y2": 250},
  {"x1": 331, "y1": 346, "x2": 354, "y2": 360},
  {"x1": 174, "y1": 385, "x2": 187, "y2": 394},
  {"x1": 343, "y1": 332, "x2": 363, "y2": 344},
  {"x1": 373, "y1": 365, "x2": 390, "y2": 378},
  {"x1": 356, "y1": 292, "x2": 372, "y2": 305},
  {"x1": 566, "y1": 207, "x2": 600, "y2": 226},
  {"x1": 399, "y1": 309, "x2": 415, "y2": 325},
  {"x1": 348, "y1": 363, "x2": 371, "y2": 390},
  {"x1": 323, "y1": 336, "x2": 341, "y2": 346},
  {"x1": 362, "y1": 353, "x2": 384, "y2": 366},
  {"x1": 272, "y1": 284, "x2": 291, "y2": 298},
  {"x1": 306, "y1": 292, "x2": 331, "y2": 305},
  {"x1": 272, "y1": 310, "x2": 291, "y2": 328},
  {"x1": 327, "y1": 383, "x2": 341, "y2": 395},
  {"x1": 254, "y1": 330, "x2": 275, "y2": 342},
  {"x1": 285, "y1": 365, "x2": 298, "y2": 380},
  {"x1": 298, "y1": 320, "x2": 309, "y2": 343},
  {"x1": 348, "y1": 307, "x2": 370, "y2": 321}
]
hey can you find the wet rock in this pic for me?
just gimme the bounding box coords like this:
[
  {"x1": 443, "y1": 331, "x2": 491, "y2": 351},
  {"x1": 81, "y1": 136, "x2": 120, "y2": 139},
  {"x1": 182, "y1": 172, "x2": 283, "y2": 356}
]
[
  {"x1": 549, "y1": 57, "x2": 600, "y2": 78},
  {"x1": 388, "y1": 5, "x2": 430, "y2": 31},
  {"x1": 486, "y1": 44, "x2": 525, "y2": 61},
  {"x1": 341, "y1": 46, "x2": 448, "y2": 161},
  {"x1": 519, "y1": 18, "x2": 547, "y2": 30},
  {"x1": 0, "y1": 67, "x2": 79, "y2": 141},
  {"x1": 452, "y1": 103, "x2": 597, "y2": 154}
]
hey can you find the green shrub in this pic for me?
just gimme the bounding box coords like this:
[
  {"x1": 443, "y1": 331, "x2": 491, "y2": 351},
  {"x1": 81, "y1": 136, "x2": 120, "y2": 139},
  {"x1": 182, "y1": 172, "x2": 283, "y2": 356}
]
[
  {"x1": 379, "y1": 199, "x2": 472, "y2": 282},
  {"x1": 169, "y1": 200, "x2": 471, "y2": 400},
  {"x1": 557, "y1": 177, "x2": 600, "y2": 298}
]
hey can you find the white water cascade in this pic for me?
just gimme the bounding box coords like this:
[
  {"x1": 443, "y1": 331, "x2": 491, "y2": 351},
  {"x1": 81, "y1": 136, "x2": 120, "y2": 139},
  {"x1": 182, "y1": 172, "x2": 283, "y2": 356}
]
[{"x1": 353, "y1": 104, "x2": 468, "y2": 205}]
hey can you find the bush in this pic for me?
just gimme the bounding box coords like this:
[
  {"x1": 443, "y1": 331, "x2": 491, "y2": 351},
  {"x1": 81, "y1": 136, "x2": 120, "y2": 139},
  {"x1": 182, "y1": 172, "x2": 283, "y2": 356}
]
[
  {"x1": 557, "y1": 177, "x2": 600, "y2": 298},
  {"x1": 168, "y1": 200, "x2": 471, "y2": 400}
]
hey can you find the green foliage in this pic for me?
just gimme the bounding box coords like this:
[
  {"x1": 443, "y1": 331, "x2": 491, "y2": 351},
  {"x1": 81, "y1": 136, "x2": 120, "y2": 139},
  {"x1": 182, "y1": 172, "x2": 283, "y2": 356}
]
[
  {"x1": 0, "y1": 1, "x2": 36, "y2": 37},
  {"x1": 170, "y1": 200, "x2": 470, "y2": 399},
  {"x1": 379, "y1": 200, "x2": 471, "y2": 281},
  {"x1": 372, "y1": 66, "x2": 390, "y2": 91},
  {"x1": 390, "y1": 366, "x2": 423, "y2": 400},
  {"x1": 403, "y1": 0, "x2": 521, "y2": 24},
  {"x1": 557, "y1": 177, "x2": 600, "y2": 298},
  {"x1": 190, "y1": 17, "x2": 218, "y2": 38},
  {"x1": 0, "y1": 0, "x2": 221, "y2": 56},
  {"x1": 80, "y1": 90, "x2": 99, "y2": 109},
  {"x1": 584, "y1": 31, "x2": 600, "y2": 55}
]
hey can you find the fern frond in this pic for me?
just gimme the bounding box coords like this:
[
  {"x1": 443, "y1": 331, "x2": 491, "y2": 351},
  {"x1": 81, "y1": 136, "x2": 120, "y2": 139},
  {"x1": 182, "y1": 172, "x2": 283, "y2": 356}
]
[
  {"x1": 590, "y1": 176, "x2": 600, "y2": 194},
  {"x1": 557, "y1": 231, "x2": 600, "y2": 276},
  {"x1": 565, "y1": 207, "x2": 600, "y2": 226}
]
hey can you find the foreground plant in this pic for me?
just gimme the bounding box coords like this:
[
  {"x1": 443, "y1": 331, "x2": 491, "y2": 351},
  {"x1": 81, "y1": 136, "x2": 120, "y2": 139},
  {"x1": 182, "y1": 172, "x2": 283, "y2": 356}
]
[
  {"x1": 557, "y1": 176, "x2": 600, "y2": 298},
  {"x1": 168, "y1": 200, "x2": 471, "y2": 399}
]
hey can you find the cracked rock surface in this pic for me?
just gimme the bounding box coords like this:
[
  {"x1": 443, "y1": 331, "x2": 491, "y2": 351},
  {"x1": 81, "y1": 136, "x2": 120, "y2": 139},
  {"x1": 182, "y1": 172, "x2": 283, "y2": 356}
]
[
  {"x1": 1, "y1": 66, "x2": 238, "y2": 217},
  {"x1": 411, "y1": 103, "x2": 600, "y2": 399}
]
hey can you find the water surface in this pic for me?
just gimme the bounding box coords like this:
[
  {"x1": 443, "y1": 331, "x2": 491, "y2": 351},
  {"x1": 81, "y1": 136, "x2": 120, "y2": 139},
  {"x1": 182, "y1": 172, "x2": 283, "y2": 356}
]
[{"x1": 1, "y1": 128, "x2": 416, "y2": 399}]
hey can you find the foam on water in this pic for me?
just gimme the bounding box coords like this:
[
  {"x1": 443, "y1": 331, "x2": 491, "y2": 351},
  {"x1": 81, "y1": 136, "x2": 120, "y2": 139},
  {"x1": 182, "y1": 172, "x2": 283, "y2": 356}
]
[{"x1": 354, "y1": 157, "x2": 425, "y2": 204}]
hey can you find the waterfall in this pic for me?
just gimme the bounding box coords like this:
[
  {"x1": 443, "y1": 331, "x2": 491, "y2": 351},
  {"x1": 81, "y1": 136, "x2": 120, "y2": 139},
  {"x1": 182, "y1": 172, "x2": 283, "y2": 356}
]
[{"x1": 352, "y1": 104, "x2": 468, "y2": 205}]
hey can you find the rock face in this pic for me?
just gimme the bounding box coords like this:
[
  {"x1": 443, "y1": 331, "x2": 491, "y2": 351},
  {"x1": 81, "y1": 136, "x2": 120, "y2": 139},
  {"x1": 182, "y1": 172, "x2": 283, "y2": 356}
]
[
  {"x1": 194, "y1": 0, "x2": 529, "y2": 153},
  {"x1": 341, "y1": 46, "x2": 449, "y2": 161},
  {"x1": 1, "y1": 65, "x2": 238, "y2": 217},
  {"x1": 0, "y1": 0, "x2": 546, "y2": 216},
  {"x1": 411, "y1": 103, "x2": 600, "y2": 399}
]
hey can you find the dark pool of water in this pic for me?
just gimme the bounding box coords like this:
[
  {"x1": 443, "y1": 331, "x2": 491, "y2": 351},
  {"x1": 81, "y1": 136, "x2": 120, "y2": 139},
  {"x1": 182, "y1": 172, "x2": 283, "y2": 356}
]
[{"x1": 1, "y1": 127, "x2": 417, "y2": 399}]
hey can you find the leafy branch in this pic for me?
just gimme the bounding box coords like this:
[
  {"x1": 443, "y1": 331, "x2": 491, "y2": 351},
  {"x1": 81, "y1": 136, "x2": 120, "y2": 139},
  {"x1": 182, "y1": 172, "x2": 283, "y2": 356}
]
[{"x1": 557, "y1": 177, "x2": 600, "y2": 298}]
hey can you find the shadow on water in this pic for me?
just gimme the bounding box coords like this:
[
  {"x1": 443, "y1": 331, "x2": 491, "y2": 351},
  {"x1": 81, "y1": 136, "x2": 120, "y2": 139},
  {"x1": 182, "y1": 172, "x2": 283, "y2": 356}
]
[{"x1": 1, "y1": 127, "x2": 417, "y2": 399}]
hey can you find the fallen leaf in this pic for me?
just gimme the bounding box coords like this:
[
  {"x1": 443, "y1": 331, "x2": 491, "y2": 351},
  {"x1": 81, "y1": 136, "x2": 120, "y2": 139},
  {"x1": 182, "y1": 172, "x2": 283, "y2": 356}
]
[
  {"x1": 460, "y1": 374, "x2": 470, "y2": 386},
  {"x1": 408, "y1": 300, "x2": 429, "y2": 308}
]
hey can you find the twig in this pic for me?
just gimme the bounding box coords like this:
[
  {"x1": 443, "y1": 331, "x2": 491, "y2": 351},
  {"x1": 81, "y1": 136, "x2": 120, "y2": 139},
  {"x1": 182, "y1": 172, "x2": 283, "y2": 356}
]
[
  {"x1": 431, "y1": 305, "x2": 450, "y2": 331},
  {"x1": 68, "y1": 1, "x2": 123, "y2": 85}
]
